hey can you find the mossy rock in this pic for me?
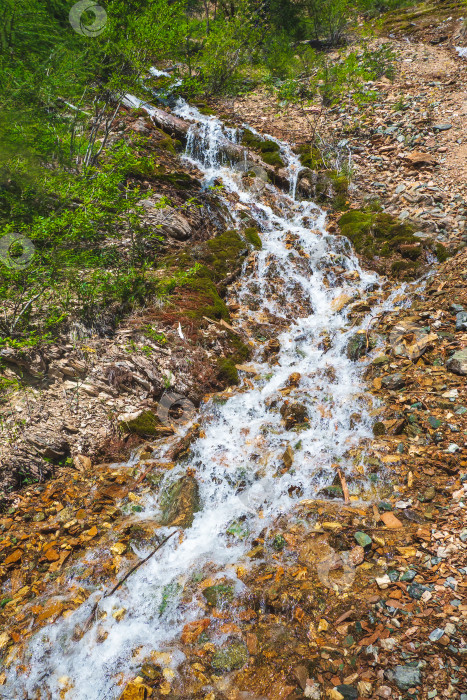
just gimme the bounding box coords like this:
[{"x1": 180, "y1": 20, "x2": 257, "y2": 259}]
[
  {"x1": 193, "y1": 102, "x2": 216, "y2": 116},
  {"x1": 261, "y1": 151, "x2": 285, "y2": 168},
  {"x1": 372, "y1": 421, "x2": 386, "y2": 437},
  {"x1": 241, "y1": 129, "x2": 266, "y2": 151},
  {"x1": 314, "y1": 170, "x2": 349, "y2": 210},
  {"x1": 119, "y1": 410, "x2": 164, "y2": 437},
  {"x1": 244, "y1": 226, "x2": 262, "y2": 249},
  {"x1": 338, "y1": 208, "x2": 424, "y2": 265},
  {"x1": 260, "y1": 140, "x2": 280, "y2": 154},
  {"x1": 435, "y1": 243, "x2": 450, "y2": 263},
  {"x1": 158, "y1": 137, "x2": 183, "y2": 154},
  {"x1": 203, "y1": 583, "x2": 234, "y2": 606},
  {"x1": 211, "y1": 641, "x2": 249, "y2": 673},
  {"x1": 346, "y1": 332, "x2": 376, "y2": 361},
  {"x1": 159, "y1": 474, "x2": 200, "y2": 528},
  {"x1": 390, "y1": 260, "x2": 420, "y2": 279},
  {"x1": 294, "y1": 144, "x2": 322, "y2": 170},
  {"x1": 241, "y1": 130, "x2": 283, "y2": 168},
  {"x1": 152, "y1": 171, "x2": 199, "y2": 189}
]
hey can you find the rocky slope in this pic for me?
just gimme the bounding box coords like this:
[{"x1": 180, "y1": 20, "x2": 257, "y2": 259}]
[{"x1": 1, "y1": 5, "x2": 467, "y2": 700}]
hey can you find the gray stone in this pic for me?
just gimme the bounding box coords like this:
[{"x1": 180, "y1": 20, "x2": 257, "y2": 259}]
[
  {"x1": 346, "y1": 332, "x2": 375, "y2": 361},
  {"x1": 429, "y1": 628, "x2": 444, "y2": 642},
  {"x1": 400, "y1": 569, "x2": 417, "y2": 582},
  {"x1": 433, "y1": 124, "x2": 452, "y2": 131},
  {"x1": 408, "y1": 582, "x2": 429, "y2": 600},
  {"x1": 381, "y1": 372, "x2": 405, "y2": 390},
  {"x1": 336, "y1": 685, "x2": 358, "y2": 700},
  {"x1": 447, "y1": 349, "x2": 467, "y2": 376},
  {"x1": 388, "y1": 665, "x2": 421, "y2": 690},
  {"x1": 456, "y1": 312, "x2": 467, "y2": 331}
]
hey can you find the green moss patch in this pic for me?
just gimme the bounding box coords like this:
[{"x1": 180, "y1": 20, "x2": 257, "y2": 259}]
[
  {"x1": 241, "y1": 130, "x2": 284, "y2": 169},
  {"x1": 339, "y1": 210, "x2": 420, "y2": 258},
  {"x1": 293, "y1": 144, "x2": 322, "y2": 170},
  {"x1": 119, "y1": 410, "x2": 166, "y2": 437},
  {"x1": 152, "y1": 170, "x2": 200, "y2": 189},
  {"x1": 337, "y1": 208, "x2": 434, "y2": 279},
  {"x1": 204, "y1": 230, "x2": 246, "y2": 282},
  {"x1": 244, "y1": 227, "x2": 262, "y2": 249},
  {"x1": 157, "y1": 137, "x2": 183, "y2": 154}
]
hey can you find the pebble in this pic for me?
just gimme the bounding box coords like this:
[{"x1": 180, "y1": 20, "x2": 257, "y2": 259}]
[
  {"x1": 354, "y1": 531, "x2": 372, "y2": 547},
  {"x1": 456, "y1": 312, "x2": 467, "y2": 331},
  {"x1": 304, "y1": 680, "x2": 321, "y2": 699},
  {"x1": 429, "y1": 628, "x2": 444, "y2": 642},
  {"x1": 400, "y1": 569, "x2": 417, "y2": 582},
  {"x1": 376, "y1": 575, "x2": 391, "y2": 589},
  {"x1": 408, "y1": 582, "x2": 429, "y2": 600}
]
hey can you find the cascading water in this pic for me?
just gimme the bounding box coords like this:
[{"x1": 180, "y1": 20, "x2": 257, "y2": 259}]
[{"x1": 3, "y1": 98, "x2": 396, "y2": 700}]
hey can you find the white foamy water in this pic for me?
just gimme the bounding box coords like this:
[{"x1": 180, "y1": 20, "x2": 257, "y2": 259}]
[{"x1": 3, "y1": 100, "x2": 396, "y2": 699}]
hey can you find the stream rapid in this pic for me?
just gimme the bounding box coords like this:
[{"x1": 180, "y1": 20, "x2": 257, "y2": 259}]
[{"x1": 3, "y1": 91, "x2": 396, "y2": 699}]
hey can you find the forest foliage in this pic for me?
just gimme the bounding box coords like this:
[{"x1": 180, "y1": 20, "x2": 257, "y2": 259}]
[{"x1": 0, "y1": 0, "x2": 417, "y2": 348}]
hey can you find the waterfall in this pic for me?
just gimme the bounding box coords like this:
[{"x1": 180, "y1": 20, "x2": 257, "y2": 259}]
[{"x1": 2, "y1": 100, "x2": 396, "y2": 700}]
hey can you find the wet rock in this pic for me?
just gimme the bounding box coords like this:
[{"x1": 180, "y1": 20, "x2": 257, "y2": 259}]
[
  {"x1": 336, "y1": 685, "x2": 358, "y2": 700},
  {"x1": 354, "y1": 531, "x2": 372, "y2": 548},
  {"x1": 349, "y1": 412, "x2": 361, "y2": 428},
  {"x1": 429, "y1": 628, "x2": 444, "y2": 642},
  {"x1": 140, "y1": 663, "x2": 163, "y2": 682},
  {"x1": 455, "y1": 312, "x2": 467, "y2": 331},
  {"x1": 327, "y1": 691, "x2": 344, "y2": 700},
  {"x1": 408, "y1": 582, "x2": 429, "y2": 600},
  {"x1": 387, "y1": 665, "x2": 421, "y2": 690},
  {"x1": 447, "y1": 349, "x2": 467, "y2": 375},
  {"x1": 400, "y1": 569, "x2": 417, "y2": 582},
  {"x1": 372, "y1": 354, "x2": 391, "y2": 365},
  {"x1": 211, "y1": 641, "x2": 249, "y2": 672},
  {"x1": 372, "y1": 421, "x2": 386, "y2": 436},
  {"x1": 159, "y1": 474, "x2": 200, "y2": 527},
  {"x1": 381, "y1": 372, "x2": 405, "y2": 390},
  {"x1": 263, "y1": 338, "x2": 281, "y2": 359},
  {"x1": 282, "y1": 445, "x2": 294, "y2": 470},
  {"x1": 380, "y1": 511, "x2": 403, "y2": 529},
  {"x1": 321, "y1": 484, "x2": 343, "y2": 499},
  {"x1": 420, "y1": 486, "x2": 436, "y2": 502},
  {"x1": 346, "y1": 332, "x2": 376, "y2": 361},
  {"x1": 119, "y1": 682, "x2": 151, "y2": 699},
  {"x1": 202, "y1": 583, "x2": 234, "y2": 607},
  {"x1": 280, "y1": 401, "x2": 308, "y2": 429},
  {"x1": 272, "y1": 534, "x2": 286, "y2": 551}
]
